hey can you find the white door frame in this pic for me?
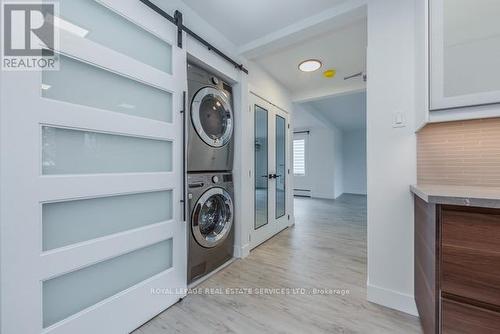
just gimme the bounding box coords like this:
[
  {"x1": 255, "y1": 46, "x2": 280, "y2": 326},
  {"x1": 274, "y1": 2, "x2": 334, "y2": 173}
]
[
  {"x1": 0, "y1": 1, "x2": 187, "y2": 333},
  {"x1": 249, "y1": 92, "x2": 292, "y2": 250}
]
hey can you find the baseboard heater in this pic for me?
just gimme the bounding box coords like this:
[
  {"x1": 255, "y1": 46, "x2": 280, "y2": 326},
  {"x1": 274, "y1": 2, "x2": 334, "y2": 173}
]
[{"x1": 294, "y1": 189, "x2": 311, "y2": 197}]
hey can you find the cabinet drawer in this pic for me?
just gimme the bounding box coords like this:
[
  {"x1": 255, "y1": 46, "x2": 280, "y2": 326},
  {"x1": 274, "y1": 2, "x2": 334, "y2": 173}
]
[
  {"x1": 441, "y1": 207, "x2": 500, "y2": 306},
  {"x1": 442, "y1": 298, "x2": 500, "y2": 334}
]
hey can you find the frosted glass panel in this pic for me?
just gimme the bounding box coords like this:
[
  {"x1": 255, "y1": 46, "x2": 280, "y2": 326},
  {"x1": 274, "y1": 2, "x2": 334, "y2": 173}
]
[
  {"x1": 42, "y1": 127, "x2": 172, "y2": 175},
  {"x1": 43, "y1": 191, "x2": 173, "y2": 250},
  {"x1": 254, "y1": 105, "x2": 268, "y2": 229},
  {"x1": 55, "y1": 0, "x2": 172, "y2": 73},
  {"x1": 43, "y1": 239, "x2": 173, "y2": 327},
  {"x1": 442, "y1": 0, "x2": 500, "y2": 97},
  {"x1": 275, "y1": 116, "x2": 286, "y2": 219},
  {"x1": 42, "y1": 55, "x2": 172, "y2": 122}
]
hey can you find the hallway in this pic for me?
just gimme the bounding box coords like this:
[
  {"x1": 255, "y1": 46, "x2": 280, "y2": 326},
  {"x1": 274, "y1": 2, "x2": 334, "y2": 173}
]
[{"x1": 134, "y1": 195, "x2": 422, "y2": 334}]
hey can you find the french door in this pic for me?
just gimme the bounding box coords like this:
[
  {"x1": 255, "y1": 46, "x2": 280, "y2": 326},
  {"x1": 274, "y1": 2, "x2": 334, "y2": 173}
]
[
  {"x1": 0, "y1": 1, "x2": 186, "y2": 333},
  {"x1": 250, "y1": 93, "x2": 290, "y2": 249}
]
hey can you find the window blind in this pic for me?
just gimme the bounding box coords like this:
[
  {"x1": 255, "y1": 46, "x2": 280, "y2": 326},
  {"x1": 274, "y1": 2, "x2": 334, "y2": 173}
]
[{"x1": 293, "y1": 138, "x2": 306, "y2": 175}]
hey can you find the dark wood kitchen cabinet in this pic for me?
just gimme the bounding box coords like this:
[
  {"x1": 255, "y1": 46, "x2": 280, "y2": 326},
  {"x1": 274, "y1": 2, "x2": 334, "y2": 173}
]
[{"x1": 414, "y1": 196, "x2": 500, "y2": 334}]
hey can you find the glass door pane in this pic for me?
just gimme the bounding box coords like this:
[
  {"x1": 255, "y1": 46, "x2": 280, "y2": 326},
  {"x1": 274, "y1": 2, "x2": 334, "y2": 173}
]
[
  {"x1": 42, "y1": 126, "x2": 173, "y2": 175},
  {"x1": 442, "y1": 0, "x2": 500, "y2": 97},
  {"x1": 275, "y1": 115, "x2": 286, "y2": 218},
  {"x1": 254, "y1": 105, "x2": 268, "y2": 229},
  {"x1": 42, "y1": 190, "x2": 173, "y2": 251},
  {"x1": 43, "y1": 239, "x2": 173, "y2": 327},
  {"x1": 42, "y1": 55, "x2": 173, "y2": 122},
  {"x1": 55, "y1": 0, "x2": 173, "y2": 73}
]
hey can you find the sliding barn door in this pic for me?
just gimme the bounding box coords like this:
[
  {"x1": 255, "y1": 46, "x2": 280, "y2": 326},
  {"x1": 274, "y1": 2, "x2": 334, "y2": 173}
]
[{"x1": 0, "y1": 0, "x2": 186, "y2": 333}]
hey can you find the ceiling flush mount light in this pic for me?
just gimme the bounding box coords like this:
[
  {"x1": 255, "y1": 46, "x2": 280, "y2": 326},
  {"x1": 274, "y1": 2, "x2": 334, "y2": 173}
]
[
  {"x1": 298, "y1": 59, "x2": 322, "y2": 72},
  {"x1": 323, "y1": 69, "x2": 336, "y2": 78}
]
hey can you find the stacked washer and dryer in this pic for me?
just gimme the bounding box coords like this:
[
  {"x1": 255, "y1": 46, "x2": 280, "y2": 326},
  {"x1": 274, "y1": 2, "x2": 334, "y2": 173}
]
[{"x1": 186, "y1": 63, "x2": 235, "y2": 284}]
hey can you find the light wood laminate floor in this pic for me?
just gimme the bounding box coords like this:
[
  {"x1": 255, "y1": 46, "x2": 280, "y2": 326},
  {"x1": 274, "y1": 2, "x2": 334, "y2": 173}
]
[{"x1": 134, "y1": 195, "x2": 423, "y2": 334}]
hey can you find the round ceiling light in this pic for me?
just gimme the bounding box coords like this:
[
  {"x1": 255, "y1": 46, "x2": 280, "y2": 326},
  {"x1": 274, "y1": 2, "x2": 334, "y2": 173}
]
[{"x1": 298, "y1": 59, "x2": 322, "y2": 72}]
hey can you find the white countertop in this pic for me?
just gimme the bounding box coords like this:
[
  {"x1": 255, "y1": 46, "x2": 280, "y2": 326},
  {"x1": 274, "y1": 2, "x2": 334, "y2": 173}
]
[{"x1": 410, "y1": 184, "x2": 500, "y2": 208}]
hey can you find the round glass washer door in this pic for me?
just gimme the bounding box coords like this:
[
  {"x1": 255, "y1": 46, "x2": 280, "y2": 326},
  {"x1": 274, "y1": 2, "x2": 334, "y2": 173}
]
[
  {"x1": 191, "y1": 87, "x2": 233, "y2": 148},
  {"x1": 192, "y1": 187, "x2": 233, "y2": 248}
]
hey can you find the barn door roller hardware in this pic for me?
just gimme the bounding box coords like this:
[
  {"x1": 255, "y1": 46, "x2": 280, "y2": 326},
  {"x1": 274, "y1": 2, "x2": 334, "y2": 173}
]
[{"x1": 139, "y1": 0, "x2": 249, "y2": 74}]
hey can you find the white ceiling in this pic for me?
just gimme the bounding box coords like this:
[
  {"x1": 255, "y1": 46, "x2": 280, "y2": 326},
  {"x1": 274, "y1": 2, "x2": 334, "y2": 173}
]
[
  {"x1": 181, "y1": 0, "x2": 349, "y2": 46},
  {"x1": 253, "y1": 19, "x2": 367, "y2": 99},
  {"x1": 302, "y1": 91, "x2": 366, "y2": 130}
]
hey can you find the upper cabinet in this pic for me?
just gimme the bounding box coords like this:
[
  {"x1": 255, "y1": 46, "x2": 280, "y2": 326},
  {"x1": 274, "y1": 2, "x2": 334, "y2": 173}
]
[{"x1": 429, "y1": 0, "x2": 500, "y2": 111}]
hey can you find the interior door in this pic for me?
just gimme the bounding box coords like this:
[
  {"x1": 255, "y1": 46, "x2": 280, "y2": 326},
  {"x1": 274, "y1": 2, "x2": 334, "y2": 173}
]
[
  {"x1": 0, "y1": 1, "x2": 186, "y2": 333},
  {"x1": 250, "y1": 93, "x2": 290, "y2": 249}
]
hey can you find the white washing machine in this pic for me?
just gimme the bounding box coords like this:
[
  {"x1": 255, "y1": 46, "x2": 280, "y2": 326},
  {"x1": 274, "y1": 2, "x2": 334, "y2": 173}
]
[{"x1": 187, "y1": 63, "x2": 234, "y2": 172}]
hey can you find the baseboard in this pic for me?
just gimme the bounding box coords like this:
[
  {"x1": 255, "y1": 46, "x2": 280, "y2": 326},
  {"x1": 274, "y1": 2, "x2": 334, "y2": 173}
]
[
  {"x1": 367, "y1": 283, "x2": 419, "y2": 317},
  {"x1": 293, "y1": 189, "x2": 311, "y2": 197},
  {"x1": 343, "y1": 191, "x2": 367, "y2": 196},
  {"x1": 233, "y1": 243, "x2": 250, "y2": 259},
  {"x1": 311, "y1": 192, "x2": 335, "y2": 200}
]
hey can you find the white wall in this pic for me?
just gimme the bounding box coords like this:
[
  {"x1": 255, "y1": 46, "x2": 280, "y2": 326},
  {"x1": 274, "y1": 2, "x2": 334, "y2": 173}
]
[
  {"x1": 157, "y1": 1, "x2": 241, "y2": 82},
  {"x1": 343, "y1": 129, "x2": 367, "y2": 195},
  {"x1": 247, "y1": 61, "x2": 294, "y2": 112},
  {"x1": 366, "y1": 0, "x2": 418, "y2": 316},
  {"x1": 293, "y1": 105, "x2": 343, "y2": 199}
]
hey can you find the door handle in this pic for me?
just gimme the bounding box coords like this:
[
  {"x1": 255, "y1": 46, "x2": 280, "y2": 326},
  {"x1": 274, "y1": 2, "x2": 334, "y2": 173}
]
[{"x1": 268, "y1": 174, "x2": 277, "y2": 179}]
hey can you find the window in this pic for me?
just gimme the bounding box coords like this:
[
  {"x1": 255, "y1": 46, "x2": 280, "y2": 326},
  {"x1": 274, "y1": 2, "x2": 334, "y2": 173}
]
[{"x1": 293, "y1": 133, "x2": 307, "y2": 175}]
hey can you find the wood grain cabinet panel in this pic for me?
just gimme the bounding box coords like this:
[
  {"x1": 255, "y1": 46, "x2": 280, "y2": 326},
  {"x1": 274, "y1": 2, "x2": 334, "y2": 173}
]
[
  {"x1": 414, "y1": 197, "x2": 439, "y2": 334},
  {"x1": 441, "y1": 207, "x2": 500, "y2": 252},
  {"x1": 442, "y1": 298, "x2": 500, "y2": 334},
  {"x1": 441, "y1": 207, "x2": 500, "y2": 306},
  {"x1": 414, "y1": 199, "x2": 500, "y2": 334}
]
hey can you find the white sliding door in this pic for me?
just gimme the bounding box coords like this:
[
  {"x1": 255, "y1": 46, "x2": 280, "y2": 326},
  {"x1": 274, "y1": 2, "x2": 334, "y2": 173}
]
[
  {"x1": 0, "y1": 0, "x2": 187, "y2": 333},
  {"x1": 250, "y1": 93, "x2": 291, "y2": 250}
]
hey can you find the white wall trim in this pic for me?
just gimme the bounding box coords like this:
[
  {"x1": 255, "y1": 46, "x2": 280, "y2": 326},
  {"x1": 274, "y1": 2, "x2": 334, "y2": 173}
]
[
  {"x1": 239, "y1": 0, "x2": 367, "y2": 57},
  {"x1": 428, "y1": 103, "x2": 500, "y2": 124},
  {"x1": 311, "y1": 192, "x2": 336, "y2": 200},
  {"x1": 293, "y1": 86, "x2": 366, "y2": 104},
  {"x1": 367, "y1": 283, "x2": 418, "y2": 317},
  {"x1": 233, "y1": 243, "x2": 251, "y2": 259}
]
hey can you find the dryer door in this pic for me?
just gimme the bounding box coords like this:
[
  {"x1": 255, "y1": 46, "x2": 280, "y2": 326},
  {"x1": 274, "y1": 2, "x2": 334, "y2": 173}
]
[
  {"x1": 192, "y1": 187, "x2": 233, "y2": 248},
  {"x1": 191, "y1": 87, "x2": 233, "y2": 148}
]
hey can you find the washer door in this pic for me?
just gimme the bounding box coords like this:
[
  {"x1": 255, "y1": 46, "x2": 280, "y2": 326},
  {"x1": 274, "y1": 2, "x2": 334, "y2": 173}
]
[
  {"x1": 191, "y1": 87, "x2": 233, "y2": 148},
  {"x1": 192, "y1": 187, "x2": 233, "y2": 248}
]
